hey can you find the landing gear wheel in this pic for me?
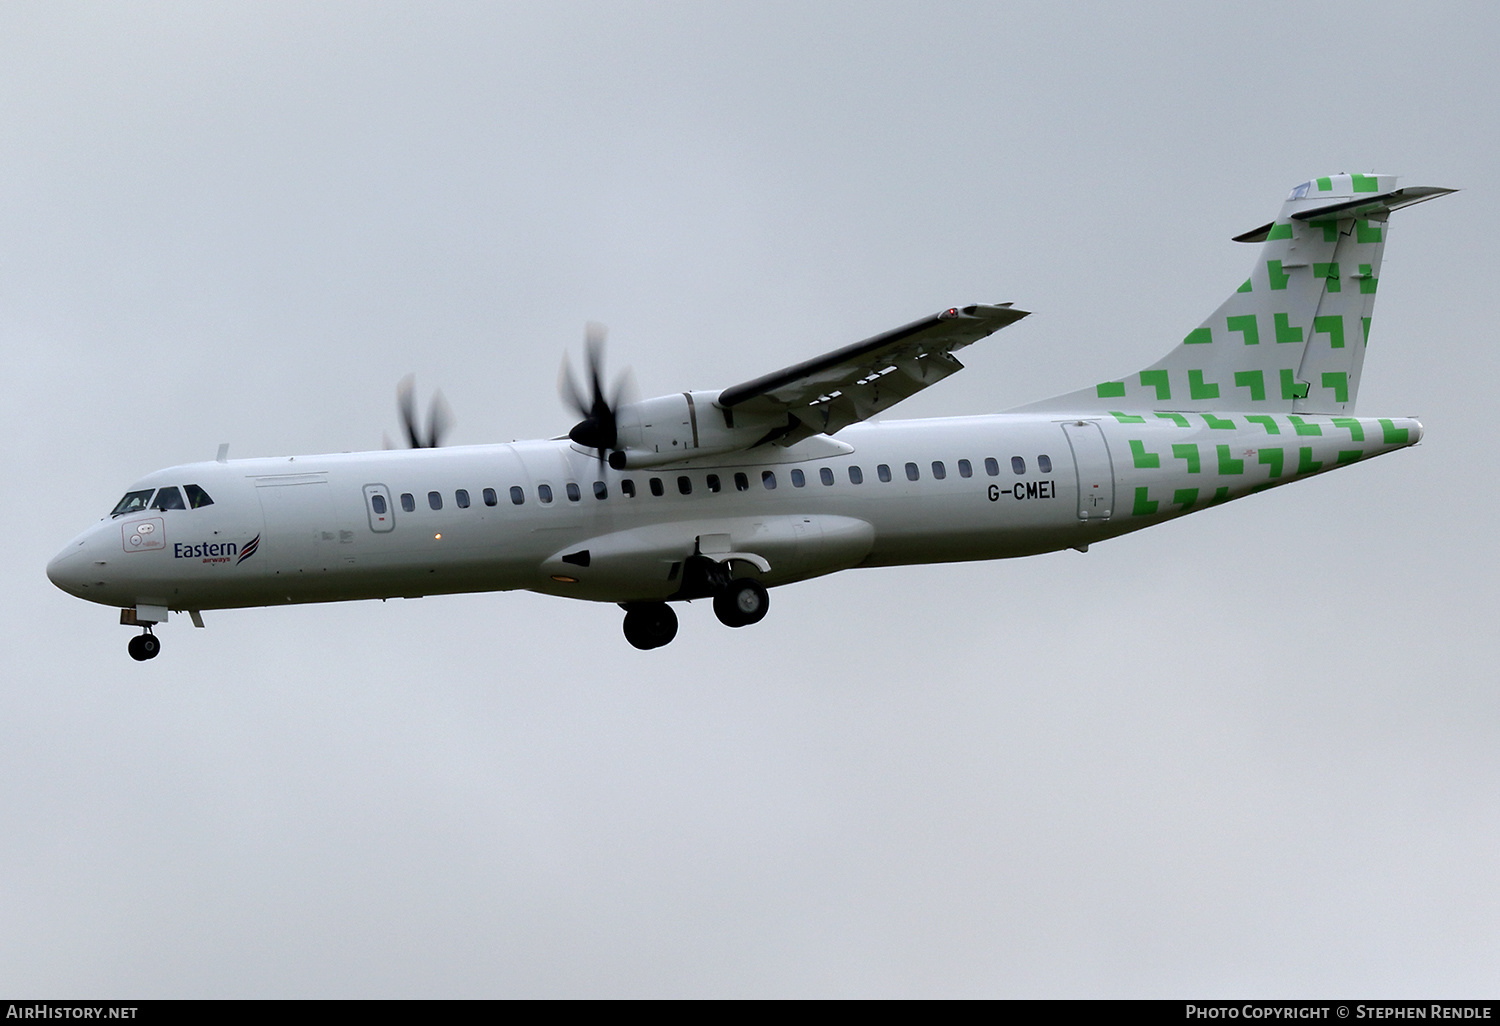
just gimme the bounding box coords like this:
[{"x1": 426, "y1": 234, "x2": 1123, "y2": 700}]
[
  {"x1": 713, "y1": 578, "x2": 769, "y2": 628},
  {"x1": 127, "y1": 633, "x2": 160, "y2": 661},
  {"x1": 622, "y1": 602, "x2": 679, "y2": 650}
]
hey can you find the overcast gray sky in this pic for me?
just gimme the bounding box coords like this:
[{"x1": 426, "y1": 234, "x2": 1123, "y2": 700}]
[{"x1": 4, "y1": 1, "x2": 1497, "y2": 997}]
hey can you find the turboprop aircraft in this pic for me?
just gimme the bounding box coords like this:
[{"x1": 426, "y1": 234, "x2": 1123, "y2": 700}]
[{"x1": 47, "y1": 174, "x2": 1452, "y2": 660}]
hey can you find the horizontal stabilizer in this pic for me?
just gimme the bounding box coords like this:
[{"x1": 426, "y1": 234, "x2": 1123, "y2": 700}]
[
  {"x1": 1235, "y1": 186, "x2": 1455, "y2": 242},
  {"x1": 1290, "y1": 185, "x2": 1456, "y2": 222}
]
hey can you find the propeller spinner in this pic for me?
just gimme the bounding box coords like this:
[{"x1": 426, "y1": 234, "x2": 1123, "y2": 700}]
[{"x1": 560, "y1": 323, "x2": 635, "y2": 463}]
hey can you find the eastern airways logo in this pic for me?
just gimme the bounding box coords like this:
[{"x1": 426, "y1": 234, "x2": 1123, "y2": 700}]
[{"x1": 170, "y1": 533, "x2": 261, "y2": 565}]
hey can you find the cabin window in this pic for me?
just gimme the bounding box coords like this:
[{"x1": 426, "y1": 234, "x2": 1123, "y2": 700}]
[
  {"x1": 151, "y1": 487, "x2": 186, "y2": 511},
  {"x1": 762, "y1": 470, "x2": 777, "y2": 490},
  {"x1": 565, "y1": 482, "x2": 581, "y2": 502},
  {"x1": 401, "y1": 493, "x2": 416, "y2": 512},
  {"x1": 621, "y1": 479, "x2": 637, "y2": 498},
  {"x1": 483, "y1": 488, "x2": 497, "y2": 507},
  {"x1": 931, "y1": 461, "x2": 946, "y2": 480},
  {"x1": 538, "y1": 484, "x2": 553, "y2": 504},
  {"x1": 849, "y1": 466, "x2": 863, "y2": 484},
  {"x1": 734, "y1": 472, "x2": 749, "y2": 492},
  {"x1": 649, "y1": 477, "x2": 664, "y2": 497},
  {"x1": 184, "y1": 484, "x2": 215, "y2": 508},
  {"x1": 677, "y1": 476, "x2": 692, "y2": 495},
  {"x1": 984, "y1": 458, "x2": 1000, "y2": 477},
  {"x1": 593, "y1": 481, "x2": 608, "y2": 500},
  {"x1": 877, "y1": 464, "x2": 891, "y2": 483},
  {"x1": 820, "y1": 467, "x2": 835, "y2": 486},
  {"x1": 706, "y1": 474, "x2": 721, "y2": 493},
  {"x1": 371, "y1": 494, "x2": 388, "y2": 515},
  {"x1": 957, "y1": 459, "x2": 972, "y2": 479},
  {"x1": 455, "y1": 489, "x2": 470, "y2": 509},
  {"x1": 509, "y1": 486, "x2": 524, "y2": 505},
  {"x1": 428, "y1": 491, "x2": 443, "y2": 510},
  {"x1": 905, "y1": 462, "x2": 920, "y2": 481},
  {"x1": 790, "y1": 469, "x2": 806, "y2": 488},
  {"x1": 111, "y1": 490, "x2": 154, "y2": 516},
  {"x1": 1038, "y1": 454, "x2": 1053, "y2": 473},
  {"x1": 1012, "y1": 456, "x2": 1026, "y2": 475}
]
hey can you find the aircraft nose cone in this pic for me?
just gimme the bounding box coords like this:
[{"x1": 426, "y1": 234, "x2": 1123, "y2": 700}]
[{"x1": 47, "y1": 541, "x2": 92, "y2": 597}]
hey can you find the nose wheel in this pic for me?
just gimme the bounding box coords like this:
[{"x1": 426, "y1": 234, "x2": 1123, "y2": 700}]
[{"x1": 127, "y1": 631, "x2": 161, "y2": 661}]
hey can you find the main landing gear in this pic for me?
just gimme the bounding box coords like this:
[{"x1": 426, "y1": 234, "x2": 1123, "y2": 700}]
[
  {"x1": 622, "y1": 602, "x2": 679, "y2": 650},
  {"x1": 127, "y1": 630, "x2": 161, "y2": 662},
  {"x1": 713, "y1": 578, "x2": 769, "y2": 628},
  {"x1": 620, "y1": 576, "x2": 771, "y2": 650}
]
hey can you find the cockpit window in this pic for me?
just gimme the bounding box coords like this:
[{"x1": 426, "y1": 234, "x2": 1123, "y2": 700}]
[
  {"x1": 150, "y1": 487, "x2": 186, "y2": 511},
  {"x1": 111, "y1": 490, "x2": 154, "y2": 516},
  {"x1": 184, "y1": 484, "x2": 214, "y2": 509}
]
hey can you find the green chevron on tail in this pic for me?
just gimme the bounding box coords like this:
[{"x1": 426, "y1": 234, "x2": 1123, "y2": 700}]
[{"x1": 1020, "y1": 173, "x2": 1454, "y2": 416}]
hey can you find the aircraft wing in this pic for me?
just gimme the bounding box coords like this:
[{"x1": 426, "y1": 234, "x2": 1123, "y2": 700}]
[{"x1": 717, "y1": 303, "x2": 1028, "y2": 445}]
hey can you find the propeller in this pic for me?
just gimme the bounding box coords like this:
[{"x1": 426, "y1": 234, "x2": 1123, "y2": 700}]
[
  {"x1": 560, "y1": 322, "x2": 636, "y2": 463},
  {"x1": 385, "y1": 374, "x2": 453, "y2": 449}
]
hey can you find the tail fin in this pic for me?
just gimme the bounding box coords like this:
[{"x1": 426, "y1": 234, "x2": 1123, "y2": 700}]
[{"x1": 1020, "y1": 174, "x2": 1454, "y2": 415}]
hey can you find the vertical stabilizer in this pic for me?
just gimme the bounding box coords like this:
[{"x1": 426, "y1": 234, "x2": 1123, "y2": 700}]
[{"x1": 1019, "y1": 174, "x2": 1454, "y2": 414}]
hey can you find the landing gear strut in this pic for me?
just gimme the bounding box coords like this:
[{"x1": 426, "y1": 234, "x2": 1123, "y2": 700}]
[
  {"x1": 713, "y1": 578, "x2": 769, "y2": 628},
  {"x1": 622, "y1": 602, "x2": 678, "y2": 650},
  {"x1": 127, "y1": 630, "x2": 161, "y2": 661}
]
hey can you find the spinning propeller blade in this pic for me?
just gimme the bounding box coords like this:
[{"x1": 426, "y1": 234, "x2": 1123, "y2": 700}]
[
  {"x1": 560, "y1": 323, "x2": 633, "y2": 463},
  {"x1": 393, "y1": 374, "x2": 451, "y2": 449}
]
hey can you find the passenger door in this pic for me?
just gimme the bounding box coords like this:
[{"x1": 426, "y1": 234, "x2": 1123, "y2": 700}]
[{"x1": 363, "y1": 484, "x2": 395, "y2": 533}]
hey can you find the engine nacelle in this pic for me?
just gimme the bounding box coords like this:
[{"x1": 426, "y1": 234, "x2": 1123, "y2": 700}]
[{"x1": 609, "y1": 390, "x2": 786, "y2": 469}]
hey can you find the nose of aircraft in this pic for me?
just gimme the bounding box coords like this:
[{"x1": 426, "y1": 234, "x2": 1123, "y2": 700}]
[{"x1": 47, "y1": 535, "x2": 95, "y2": 598}]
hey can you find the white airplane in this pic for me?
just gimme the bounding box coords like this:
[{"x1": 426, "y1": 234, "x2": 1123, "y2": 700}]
[{"x1": 48, "y1": 174, "x2": 1452, "y2": 660}]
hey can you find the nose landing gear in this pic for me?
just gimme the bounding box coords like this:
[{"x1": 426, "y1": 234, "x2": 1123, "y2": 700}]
[{"x1": 127, "y1": 630, "x2": 161, "y2": 662}]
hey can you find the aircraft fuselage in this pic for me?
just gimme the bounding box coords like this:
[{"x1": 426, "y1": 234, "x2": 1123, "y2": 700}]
[{"x1": 47, "y1": 410, "x2": 1420, "y2": 618}]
